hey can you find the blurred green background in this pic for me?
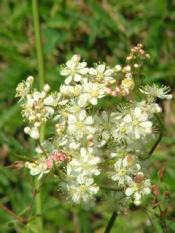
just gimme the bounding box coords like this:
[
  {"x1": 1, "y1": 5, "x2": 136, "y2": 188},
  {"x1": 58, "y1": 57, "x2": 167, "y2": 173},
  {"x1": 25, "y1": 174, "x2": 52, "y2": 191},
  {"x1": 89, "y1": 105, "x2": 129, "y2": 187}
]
[{"x1": 0, "y1": 0, "x2": 175, "y2": 232}]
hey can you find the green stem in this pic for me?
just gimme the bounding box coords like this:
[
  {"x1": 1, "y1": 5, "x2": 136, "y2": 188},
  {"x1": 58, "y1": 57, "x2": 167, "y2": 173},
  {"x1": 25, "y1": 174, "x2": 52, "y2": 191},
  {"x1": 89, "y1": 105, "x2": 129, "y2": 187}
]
[
  {"x1": 32, "y1": 0, "x2": 45, "y2": 232},
  {"x1": 104, "y1": 210, "x2": 118, "y2": 233},
  {"x1": 32, "y1": 0, "x2": 45, "y2": 90},
  {"x1": 100, "y1": 186, "x2": 123, "y2": 192},
  {"x1": 141, "y1": 114, "x2": 163, "y2": 161}
]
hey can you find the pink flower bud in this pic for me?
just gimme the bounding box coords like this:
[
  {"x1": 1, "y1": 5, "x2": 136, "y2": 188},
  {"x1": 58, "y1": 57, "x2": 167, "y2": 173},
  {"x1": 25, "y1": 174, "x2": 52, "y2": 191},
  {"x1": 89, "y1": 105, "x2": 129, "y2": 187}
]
[
  {"x1": 87, "y1": 135, "x2": 93, "y2": 141},
  {"x1": 145, "y1": 128, "x2": 152, "y2": 135},
  {"x1": 48, "y1": 163, "x2": 53, "y2": 168},
  {"x1": 57, "y1": 151, "x2": 62, "y2": 156},
  {"x1": 46, "y1": 159, "x2": 52, "y2": 164},
  {"x1": 61, "y1": 154, "x2": 66, "y2": 161},
  {"x1": 156, "y1": 106, "x2": 162, "y2": 113},
  {"x1": 127, "y1": 156, "x2": 134, "y2": 165},
  {"x1": 106, "y1": 87, "x2": 113, "y2": 94},
  {"x1": 112, "y1": 91, "x2": 118, "y2": 96}
]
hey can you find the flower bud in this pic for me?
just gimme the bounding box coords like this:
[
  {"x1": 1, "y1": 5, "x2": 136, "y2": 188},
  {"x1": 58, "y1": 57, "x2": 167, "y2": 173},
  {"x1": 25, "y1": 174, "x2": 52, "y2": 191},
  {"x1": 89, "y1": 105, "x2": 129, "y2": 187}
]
[
  {"x1": 24, "y1": 127, "x2": 31, "y2": 134},
  {"x1": 43, "y1": 84, "x2": 50, "y2": 92},
  {"x1": 155, "y1": 106, "x2": 162, "y2": 113},
  {"x1": 158, "y1": 168, "x2": 164, "y2": 179},
  {"x1": 87, "y1": 135, "x2": 93, "y2": 141},
  {"x1": 72, "y1": 54, "x2": 81, "y2": 62},
  {"x1": 146, "y1": 54, "x2": 151, "y2": 59},
  {"x1": 34, "y1": 122, "x2": 41, "y2": 128},
  {"x1": 112, "y1": 91, "x2": 118, "y2": 96},
  {"x1": 30, "y1": 128, "x2": 40, "y2": 140},
  {"x1": 29, "y1": 115, "x2": 36, "y2": 122},
  {"x1": 164, "y1": 191, "x2": 170, "y2": 197},
  {"x1": 114, "y1": 65, "x2": 122, "y2": 72},
  {"x1": 27, "y1": 76, "x2": 34, "y2": 83},
  {"x1": 145, "y1": 128, "x2": 152, "y2": 135},
  {"x1": 13, "y1": 161, "x2": 24, "y2": 171},
  {"x1": 106, "y1": 87, "x2": 113, "y2": 94},
  {"x1": 57, "y1": 151, "x2": 62, "y2": 156}
]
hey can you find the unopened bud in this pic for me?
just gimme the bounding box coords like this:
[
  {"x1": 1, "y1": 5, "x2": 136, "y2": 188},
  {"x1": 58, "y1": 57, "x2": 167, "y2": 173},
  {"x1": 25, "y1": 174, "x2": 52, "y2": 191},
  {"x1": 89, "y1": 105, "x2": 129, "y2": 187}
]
[
  {"x1": 164, "y1": 191, "x2": 170, "y2": 197},
  {"x1": 134, "y1": 63, "x2": 139, "y2": 69},
  {"x1": 146, "y1": 54, "x2": 151, "y2": 59},
  {"x1": 87, "y1": 135, "x2": 93, "y2": 141},
  {"x1": 106, "y1": 87, "x2": 113, "y2": 94},
  {"x1": 72, "y1": 54, "x2": 81, "y2": 62},
  {"x1": 43, "y1": 84, "x2": 50, "y2": 92},
  {"x1": 30, "y1": 128, "x2": 40, "y2": 140},
  {"x1": 24, "y1": 127, "x2": 31, "y2": 134},
  {"x1": 114, "y1": 65, "x2": 122, "y2": 72},
  {"x1": 155, "y1": 106, "x2": 162, "y2": 113},
  {"x1": 145, "y1": 128, "x2": 153, "y2": 135},
  {"x1": 112, "y1": 91, "x2": 118, "y2": 96},
  {"x1": 13, "y1": 161, "x2": 24, "y2": 171},
  {"x1": 151, "y1": 184, "x2": 159, "y2": 197},
  {"x1": 158, "y1": 168, "x2": 164, "y2": 179},
  {"x1": 34, "y1": 122, "x2": 41, "y2": 128},
  {"x1": 137, "y1": 43, "x2": 143, "y2": 48},
  {"x1": 27, "y1": 76, "x2": 34, "y2": 83},
  {"x1": 29, "y1": 115, "x2": 36, "y2": 122}
]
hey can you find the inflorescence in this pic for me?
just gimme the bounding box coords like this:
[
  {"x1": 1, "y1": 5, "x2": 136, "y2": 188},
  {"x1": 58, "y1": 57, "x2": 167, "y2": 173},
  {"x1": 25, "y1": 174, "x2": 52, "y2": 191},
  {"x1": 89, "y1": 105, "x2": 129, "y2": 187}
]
[{"x1": 16, "y1": 44, "x2": 172, "y2": 211}]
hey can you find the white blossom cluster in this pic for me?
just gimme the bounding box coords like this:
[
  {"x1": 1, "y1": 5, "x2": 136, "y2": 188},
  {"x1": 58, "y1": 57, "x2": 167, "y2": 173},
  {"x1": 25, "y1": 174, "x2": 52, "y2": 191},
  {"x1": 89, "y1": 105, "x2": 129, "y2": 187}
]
[{"x1": 16, "y1": 44, "x2": 172, "y2": 211}]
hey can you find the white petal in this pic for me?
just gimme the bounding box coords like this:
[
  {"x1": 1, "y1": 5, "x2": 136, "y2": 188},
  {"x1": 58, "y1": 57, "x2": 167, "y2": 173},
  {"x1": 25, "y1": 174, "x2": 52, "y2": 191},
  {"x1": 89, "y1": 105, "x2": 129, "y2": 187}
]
[
  {"x1": 68, "y1": 114, "x2": 77, "y2": 124},
  {"x1": 85, "y1": 116, "x2": 94, "y2": 125},
  {"x1": 65, "y1": 75, "x2": 73, "y2": 85},
  {"x1": 97, "y1": 64, "x2": 105, "y2": 73},
  {"x1": 79, "y1": 110, "x2": 86, "y2": 121},
  {"x1": 123, "y1": 114, "x2": 132, "y2": 123},
  {"x1": 77, "y1": 62, "x2": 87, "y2": 69},
  {"x1": 88, "y1": 186, "x2": 99, "y2": 194},
  {"x1": 125, "y1": 188, "x2": 134, "y2": 196},
  {"x1": 143, "y1": 187, "x2": 151, "y2": 194},
  {"x1": 139, "y1": 113, "x2": 148, "y2": 121},
  {"x1": 80, "y1": 147, "x2": 87, "y2": 157},
  {"x1": 134, "y1": 107, "x2": 142, "y2": 117},
  {"x1": 44, "y1": 96, "x2": 53, "y2": 105},
  {"x1": 104, "y1": 69, "x2": 114, "y2": 76},
  {"x1": 79, "y1": 67, "x2": 89, "y2": 75},
  {"x1": 60, "y1": 69, "x2": 70, "y2": 76},
  {"x1": 140, "y1": 121, "x2": 152, "y2": 128},
  {"x1": 66, "y1": 60, "x2": 75, "y2": 69},
  {"x1": 135, "y1": 128, "x2": 140, "y2": 139},
  {"x1": 90, "y1": 97, "x2": 98, "y2": 105},
  {"x1": 89, "y1": 68, "x2": 97, "y2": 75},
  {"x1": 74, "y1": 74, "x2": 82, "y2": 82},
  {"x1": 134, "y1": 192, "x2": 141, "y2": 200}
]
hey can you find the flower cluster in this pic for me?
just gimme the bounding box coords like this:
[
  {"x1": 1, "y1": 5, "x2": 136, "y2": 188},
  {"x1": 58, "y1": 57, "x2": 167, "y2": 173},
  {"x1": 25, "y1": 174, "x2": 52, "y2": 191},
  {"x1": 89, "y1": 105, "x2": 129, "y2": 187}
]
[{"x1": 16, "y1": 44, "x2": 172, "y2": 211}]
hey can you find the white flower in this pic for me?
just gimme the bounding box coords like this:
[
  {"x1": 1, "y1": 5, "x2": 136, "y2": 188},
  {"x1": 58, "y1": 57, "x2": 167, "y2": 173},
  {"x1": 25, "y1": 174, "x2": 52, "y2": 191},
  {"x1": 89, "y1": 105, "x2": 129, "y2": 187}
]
[
  {"x1": 67, "y1": 110, "x2": 95, "y2": 139},
  {"x1": 69, "y1": 147, "x2": 100, "y2": 177},
  {"x1": 140, "y1": 84, "x2": 172, "y2": 99},
  {"x1": 115, "y1": 107, "x2": 153, "y2": 140},
  {"x1": 111, "y1": 157, "x2": 140, "y2": 186},
  {"x1": 66, "y1": 176, "x2": 99, "y2": 209},
  {"x1": 80, "y1": 80, "x2": 105, "y2": 106},
  {"x1": 16, "y1": 76, "x2": 34, "y2": 102},
  {"x1": 60, "y1": 55, "x2": 89, "y2": 85},
  {"x1": 89, "y1": 64, "x2": 114, "y2": 82},
  {"x1": 25, "y1": 157, "x2": 50, "y2": 179},
  {"x1": 125, "y1": 172, "x2": 151, "y2": 205}
]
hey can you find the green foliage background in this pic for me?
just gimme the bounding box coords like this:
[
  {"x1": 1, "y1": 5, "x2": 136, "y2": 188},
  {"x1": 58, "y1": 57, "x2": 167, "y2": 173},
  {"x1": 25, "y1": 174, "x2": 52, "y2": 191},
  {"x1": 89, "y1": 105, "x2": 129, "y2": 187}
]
[{"x1": 0, "y1": 0, "x2": 175, "y2": 232}]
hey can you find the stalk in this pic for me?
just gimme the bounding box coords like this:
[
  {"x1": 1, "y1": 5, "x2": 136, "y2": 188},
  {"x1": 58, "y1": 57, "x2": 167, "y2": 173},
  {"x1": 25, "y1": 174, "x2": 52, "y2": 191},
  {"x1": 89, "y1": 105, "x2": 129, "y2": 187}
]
[
  {"x1": 32, "y1": 0, "x2": 45, "y2": 232},
  {"x1": 104, "y1": 210, "x2": 118, "y2": 233}
]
